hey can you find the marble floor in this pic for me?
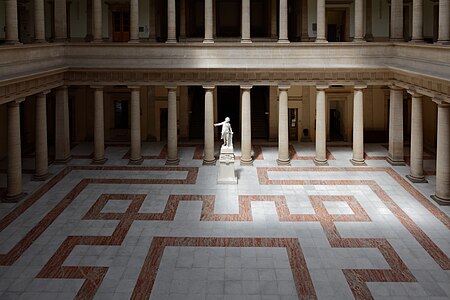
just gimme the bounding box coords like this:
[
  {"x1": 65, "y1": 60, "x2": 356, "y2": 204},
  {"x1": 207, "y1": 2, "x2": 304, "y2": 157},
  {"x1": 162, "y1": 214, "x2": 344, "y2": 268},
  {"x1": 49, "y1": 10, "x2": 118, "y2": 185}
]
[{"x1": 0, "y1": 142, "x2": 449, "y2": 300}]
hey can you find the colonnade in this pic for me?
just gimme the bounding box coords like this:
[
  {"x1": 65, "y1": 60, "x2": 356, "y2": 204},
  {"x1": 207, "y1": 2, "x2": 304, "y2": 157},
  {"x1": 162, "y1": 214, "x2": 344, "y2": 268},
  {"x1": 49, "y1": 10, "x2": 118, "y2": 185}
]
[{"x1": 4, "y1": 0, "x2": 450, "y2": 44}]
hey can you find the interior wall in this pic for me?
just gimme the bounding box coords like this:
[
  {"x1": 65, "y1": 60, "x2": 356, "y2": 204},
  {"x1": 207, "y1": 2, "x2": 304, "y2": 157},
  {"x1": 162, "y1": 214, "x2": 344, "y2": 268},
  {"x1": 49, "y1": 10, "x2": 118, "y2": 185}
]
[
  {"x1": 0, "y1": 104, "x2": 7, "y2": 160},
  {"x1": 70, "y1": 0, "x2": 87, "y2": 38},
  {"x1": 0, "y1": 2, "x2": 5, "y2": 40},
  {"x1": 371, "y1": 0, "x2": 389, "y2": 38}
]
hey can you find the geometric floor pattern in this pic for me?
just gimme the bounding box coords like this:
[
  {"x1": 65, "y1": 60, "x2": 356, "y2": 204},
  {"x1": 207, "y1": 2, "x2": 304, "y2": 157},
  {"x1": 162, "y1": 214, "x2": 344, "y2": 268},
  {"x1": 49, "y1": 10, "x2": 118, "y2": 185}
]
[{"x1": 0, "y1": 142, "x2": 449, "y2": 299}]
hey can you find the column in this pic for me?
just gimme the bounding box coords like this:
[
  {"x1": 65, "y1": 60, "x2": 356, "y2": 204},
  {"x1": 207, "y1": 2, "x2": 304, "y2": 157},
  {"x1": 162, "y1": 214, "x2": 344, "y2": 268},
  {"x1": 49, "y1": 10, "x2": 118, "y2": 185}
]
[
  {"x1": 92, "y1": 0, "x2": 102, "y2": 42},
  {"x1": 129, "y1": 0, "x2": 139, "y2": 42},
  {"x1": 278, "y1": 0, "x2": 289, "y2": 43},
  {"x1": 167, "y1": 0, "x2": 177, "y2": 43},
  {"x1": 34, "y1": 0, "x2": 46, "y2": 42},
  {"x1": 301, "y1": 0, "x2": 309, "y2": 41},
  {"x1": 5, "y1": 0, "x2": 20, "y2": 44},
  {"x1": 179, "y1": 0, "x2": 186, "y2": 41},
  {"x1": 241, "y1": 85, "x2": 253, "y2": 165},
  {"x1": 55, "y1": 86, "x2": 71, "y2": 163},
  {"x1": 203, "y1": 85, "x2": 215, "y2": 165},
  {"x1": 271, "y1": 0, "x2": 277, "y2": 38},
  {"x1": 390, "y1": 0, "x2": 403, "y2": 41},
  {"x1": 410, "y1": 0, "x2": 423, "y2": 42},
  {"x1": 314, "y1": 85, "x2": 328, "y2": 164},
  {"x1": 364, "y1": 0, "x2": 373, "y2": 41},
  {"x1": 406, "y1": 91, "x2": 426, "y2": 182},
  {"x1": 241, "y1": 0, "x2": 251, "y2": 43},
  {"x1": 277, "y1": 85, "x2": 290, "y2": 165},
  {"x1": 437, "y1": 0, "x2": 450, "y2": 43},
  {"x1": 204, "y1": 0, "x2": 214, "y2": 43},
  {"x1": 148, "y1": 0, "x2": 157, "y2": 42},
  {"x1": 129, "y1": 86, "x2": 143, "y2": 164},
  {"x1": 6, "y1": 99, "x2": 24, "y2": 200},
  {"x1": 92, "y1": 86, "x2": 107, "y2": 164},
  {"x1": 54, "y1": 0, "x2": 67, "y2": 41},
  {"x1": 387, "y1": 86, "x2": 405, "y2": 165},
  {"x1": 166, "y1": 86, "x2": 179, "y2": 165},
  {"x1": 316, "y1": 0, "x2": 327, "y2": 42},
  {"x1": 351, "y1": 85, "x2": 367, "y2": 165},
  {"x1": 354, "y1": 0, "x2": 365, "y2": 42},
  {"x1": 34, "y1": 91, "x2": 50, "y2": 180},
  {"x1": 431, "y1": 100, "x2": 450, "y2": 205}
]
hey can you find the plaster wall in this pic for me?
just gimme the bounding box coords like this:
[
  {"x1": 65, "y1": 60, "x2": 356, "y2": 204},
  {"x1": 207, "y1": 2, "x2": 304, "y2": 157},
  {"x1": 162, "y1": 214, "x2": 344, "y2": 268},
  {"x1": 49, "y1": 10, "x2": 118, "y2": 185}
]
[
  {"x1": 371, "y1": 0, "x2": 390, "y2": 38},
  {"x1": 70, "y1": 0, "x2": 87, "y2": 38}
]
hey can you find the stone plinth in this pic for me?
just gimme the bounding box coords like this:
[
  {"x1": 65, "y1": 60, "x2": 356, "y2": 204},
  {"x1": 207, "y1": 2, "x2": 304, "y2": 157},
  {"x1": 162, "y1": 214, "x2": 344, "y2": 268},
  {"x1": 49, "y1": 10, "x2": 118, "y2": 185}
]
[{"x1": 217, "y1": 146, "x2": 237, "y2": 184}]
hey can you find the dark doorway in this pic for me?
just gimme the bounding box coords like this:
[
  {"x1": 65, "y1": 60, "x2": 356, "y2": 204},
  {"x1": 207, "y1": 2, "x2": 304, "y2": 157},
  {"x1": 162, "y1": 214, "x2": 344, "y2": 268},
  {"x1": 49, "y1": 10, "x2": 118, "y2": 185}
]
[
  {"x1": 155, "y1": 0, "x2": 168, "y2": 42},
  {"x1": 251, "y1": 86, "x2": 269, "y2": 140},
  {"x1": 329, "y1": 108, "x2": 343, "y2": 141},
  {"x1": 188, "y1": 86, "x2": 205, "y2": 139},
  {"x1": 112, "y1": 11, "x2": 130, "y2": 42},
  {"x1": 326, "y1": 9, "x2": 347, "y2": 42},
  {"x1": 160, "y1": 108, "x2": 168, "y2": 140},
  {"x1": 289, "y1": 108, "x2": 298, "y2": 141},
  {"x1": 217, "y1": 86, "x2": 240, "y2": 139},
  {"x1": 186, "y1": 0, "x2": 204, "y2": 38},
  {"x1": 216, "y1": 0, "x2": 241, "y2": 37},
  {"x1": 114, "y1": 100, "x2": 129, "y2": 129},
  {"x1": 251, "y1": 0, "x2": 270, "y2": 38},
  {"x1": 288, "y1": 0, "x2": 301, "y2": 41}
]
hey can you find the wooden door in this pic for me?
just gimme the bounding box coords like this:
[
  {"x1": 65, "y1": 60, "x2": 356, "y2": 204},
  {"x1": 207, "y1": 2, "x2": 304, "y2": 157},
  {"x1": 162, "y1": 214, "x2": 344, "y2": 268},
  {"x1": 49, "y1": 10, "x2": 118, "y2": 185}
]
[{"x1": 112, "y1": 11, "x2": 130, "y2": 42}]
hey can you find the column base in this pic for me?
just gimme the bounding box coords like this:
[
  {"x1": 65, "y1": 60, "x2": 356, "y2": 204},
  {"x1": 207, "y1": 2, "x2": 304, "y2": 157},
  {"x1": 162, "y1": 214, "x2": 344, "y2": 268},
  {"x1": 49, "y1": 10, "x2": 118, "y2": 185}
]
[
  {"x1": 4, "y1": 192, "x2": 27, "y2": 203},
  {"x1": 386, "y1": 157, "x2": 405, "y2": 166},
  {"x1": 166, "y1": 39, "x2": 177, "y2": 44},
  {"x1": 241, "y1": 39, "x2": 252, "y2": 44},
  {"x1": 32, "y1": 172, "x2": 52, "y2": 181},
  {"x1": 277, "y1": 158, "x2": 291, "y2": 166},
  {"x1": 91, "y1": 39, "x2": 103, "y2": 43},
  {"x1": 166, "y1": 158, "x2": 180, "y2": 165},
  {"x1": 430, "y1": 194, "x2": 450, "y2": 206},
  {"x1": 389, "y1": 38, "x2": 405, "y2": 42},
  {"x1": 352, "y1": 38, "x2": 366, "y2": 43},
  {"x1": 313, "y1": 158, "x2": 328, "y2": 166},
  {"x1": 240, "y1": 158, "x2": 253, "y2": 166},
  {"x1": 203, "y1": 39, "x2": 214, "y2": 44},
  {"x1": 406, "y1": 174, "x2": 428, "y2": 183},
  {"x1": 350, "y1": 159, "x2": 367, "y2": 166},
  {"x1": 315, "y1": 38, "x2": 328, "y2": 43},
  {"x1": 4, "y1": 40, "x2": 22, "y2": 45},
  {"x1": 128, "y1": 39, "x2": 140, "y2": 44},
  {"x1": 128, "y1": 157, "x2": 144, "y2": 165},
  {"x1": 203, "y1": 158, "x2": 216, "y2": 166},
  {"x1": 91, "y1": 158, "x2": 108, "y2": 165},
  {"x1": 53, "y1": 156, "x2": 72, "y2": 164},
  {"x1": 435, "y1": 40, "x2": 450, "y2": 45},
  {"x1": 34, "y1": 39, "x2": 47, "y2": 43},
  {"x1": 277, "y1": 39, "x2": 290, "y2": 44}
]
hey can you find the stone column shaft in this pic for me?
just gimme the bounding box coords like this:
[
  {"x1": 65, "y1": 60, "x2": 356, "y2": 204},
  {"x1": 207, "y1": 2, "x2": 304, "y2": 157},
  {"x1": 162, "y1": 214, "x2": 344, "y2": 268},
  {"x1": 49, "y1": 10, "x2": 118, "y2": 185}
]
[
  {"x1": 129, "y1": 87, "x2": 143, "y2": 164},
  {"x1": 92, "y1": 0, "x2": 102, "y2": 42},
  {"x1": 407, "y1": 92, "x2": 426, "y2": 182},
  {"x1": 316, "y1": 0, "x2": 327, "y2": 42},
  {"x1": 5, "y1": 0, "x2": 20, "y2": 44},
  {"x1": 166, "y1": 87, "x2": 179, "y2": 164},
  {"x1": 203, "y1": 86, "x2": 215, "y2": 164},
  {"x1": 390, "y1": 0, "x2": 403, "y2": 41},
  {"x1": 411, "y1": 0, "x2": 423, "y2": 41},
  {"x1": 34, "y1": 0, "x2": 46, "y2": 42},
  {"x1": 354, "y1": 0, "x2": 364, "y2": 41},
  {"x1": 437, "y1": 0, "x2": 450, "y2": 43},
  {"x1": 204, "y1": 0, "x2": 214, "y2": 43},
  {"x1": 277, "y1": 86, "x2": 290, "y2": 165},
  {"x1": 55, "y1": 86, "x2": 71, "y2": 163},
  {"x1": 93, "y1": 87, "x2": 106, "y2": 164},
  {"x1": 241, "y1": 0, "x2": 251, "y2": 43},
  {"x1": 54, "y1": 0, "x2": 68, "y2": 41},
  {"x1": 34, "y1": 92, "x2": 50, "y2": 180},
  {"x1": 7, "y1": 99, "x2": 24, "y2": 200},
  {"x1": 129, "y1": 0, "x2": 139, "y2": 42},
  {"x1": 278, "y1": 0, "x2": 289, "y2": 43},
  {"x1": 167, "y1": 0, "x2": 177, "y2": 43},
  {"x1": 351, "y1": 85, "x2": 366, "y2": 165},
  {"x1": 387, "y1": 87, "x2": 405, "y2": 165},
  {"x1": 314, "y1": 85, "x2": 328, "y2": 164},
  {"x1": 241, "y1": 86, "x2": 253, "y2": 165}
]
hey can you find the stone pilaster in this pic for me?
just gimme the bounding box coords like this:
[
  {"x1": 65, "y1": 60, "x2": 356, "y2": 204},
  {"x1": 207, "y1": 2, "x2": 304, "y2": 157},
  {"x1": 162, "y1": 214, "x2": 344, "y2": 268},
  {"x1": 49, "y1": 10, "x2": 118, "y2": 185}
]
[
  {"x1": 314, "y1": 85, "x2": 328, "y2": 164},
  {"x1": 431, "y1": 100, "x2": 450, "y2": 205},
  {"x1": 351, "y1": 85, "x2": 367, "y2": 165},
  {"x1": 278, "y1": 0, "x2": 289, "y2": 43},
  {"x1": 92, "y1": 0, "x2": 102, "y2": 42},
  {"x1": 34, "y1": 0, "x2": 46, "y2": 42},
  {"x1": 129, "y1": 0, "x2": 139, "y2": 42},
  {"x1": 54, "y1": 0, "x2": 68, "y2": 41},
  {"x1": 354, "y1": 0, "x2": 365, "y2": 42},
  {"x1": 167, "y1": 0, "x2": 177, "y2": 43},
  {"x1": 55, "y1": 86, "x2": 71, "y2": 163},
  {"x1": 203, "y1": 85, "x2": 216, "y2": 165},
  {"x1": 92, "y1": 86, "x2": 107, "y2": 164},
  {"x1": 241, "y1": 0, "x2": 251, "y2": 43},
  {"x1": 6, "y1": 99, "x2": 25, "y2": 201},
  {"x1": 277, "y1": 85, "x2": 290, "y2": 165},
  {"x1": 204, "y1": 0, "x2": 214, "y2": 43},
  {"x1": 387, "y1": 86, "x2": 405, "y2": 165},
  {"x1": 33, "y1": 91, "x2": 51, "y2": 180},
  {"x1": 411, "y1": 0, "x2": 423, "y2": 42},
  {"x1": 241, "y1": 85, "x2": 253, "y2": 165},
  {"x1": 129, "y1": 86, "x2": 143, "y2": 164},
  {"x1": 406, "y1": 91, "x2": 426, "y2": 183},
  {"x1": 390, "y1": 0, "x2": 404, "y2": 41},
  {"x1": 437, "y1": 0, "x2": 450, "y2": 44},
  {"x1": 166, "y1": 86, "x2": 179, "y2": 165},
  {"x1": 5, "y1": 0, "x2": 20, "y2": 44}
]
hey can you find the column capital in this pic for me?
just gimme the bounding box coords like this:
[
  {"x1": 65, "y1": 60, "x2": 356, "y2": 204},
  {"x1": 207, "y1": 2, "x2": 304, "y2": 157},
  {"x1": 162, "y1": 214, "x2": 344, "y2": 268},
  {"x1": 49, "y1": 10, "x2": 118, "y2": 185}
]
[
  {"x1": 90, "y1": 85, "x2": 104, "y2": 90},
  {"x1": 433, "y1": 98, "x2": 450, "y2": 107},
  {"x1": 9, "y1": 98, "x2": 26, "y2": 106},
  {"x1": 354, "y1": 84, "x2": 367, "y2": 90},
  {"x1": 203, "y1": 85, "x2": 215, "y2": 90},
  {"x1": 407, "y1": 89, "x2": 423, "y2": 98},
  {"x1": 389, "y1": 85, "x2": 403, "y2": 91},
  {"x1": 38, "y1": 90, "x2": 51, "y2": 96},
  {"x1": 128, "y1": 85, "x2": 141, "y2": 90},
  {"x1": 240, "y1": 84, "x2": 253, "y2": 90},
  {"x1": 278, "y1": 84, "x2": 290, "y2": 90},
  {"x1": 316, "y1": 84, "x2": 329, "y2": 90},
  {"x1": 165, "y1": 85, "x2": 177, "y2": 91}
]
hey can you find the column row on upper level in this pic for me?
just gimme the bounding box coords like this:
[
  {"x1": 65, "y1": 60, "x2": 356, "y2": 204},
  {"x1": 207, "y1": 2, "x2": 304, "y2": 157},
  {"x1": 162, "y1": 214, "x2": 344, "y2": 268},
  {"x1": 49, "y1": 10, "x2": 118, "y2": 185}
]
[{"x1": 1, "y1": 0, "x2": 449, "y2": 45}]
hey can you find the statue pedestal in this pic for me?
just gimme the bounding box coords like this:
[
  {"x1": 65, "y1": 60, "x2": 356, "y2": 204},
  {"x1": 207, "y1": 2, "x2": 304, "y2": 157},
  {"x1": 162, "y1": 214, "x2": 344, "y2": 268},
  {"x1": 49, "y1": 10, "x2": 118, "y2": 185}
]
[{"x1": 217, "y1": 145, "x2": 237, "y2": 184}]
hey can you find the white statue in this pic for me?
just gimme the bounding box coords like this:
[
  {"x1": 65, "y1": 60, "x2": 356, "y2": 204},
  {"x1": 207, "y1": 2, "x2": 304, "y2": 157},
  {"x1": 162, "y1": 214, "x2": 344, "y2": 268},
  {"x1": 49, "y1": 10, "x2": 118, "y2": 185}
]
[{"x1": 214, "y1": 117, "x2": 233, "y2": 148}]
